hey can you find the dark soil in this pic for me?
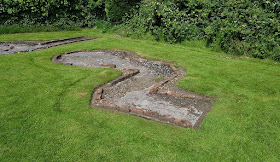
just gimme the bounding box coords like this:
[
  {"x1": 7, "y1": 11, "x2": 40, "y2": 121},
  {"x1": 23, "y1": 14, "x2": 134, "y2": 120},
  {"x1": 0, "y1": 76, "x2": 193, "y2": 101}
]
[
  {"x1": 53, "y1": 50, "x2": 212, "y2": 129},
  {"x1": 0, "y1": 37, "x2": 94, "y2": 55}
]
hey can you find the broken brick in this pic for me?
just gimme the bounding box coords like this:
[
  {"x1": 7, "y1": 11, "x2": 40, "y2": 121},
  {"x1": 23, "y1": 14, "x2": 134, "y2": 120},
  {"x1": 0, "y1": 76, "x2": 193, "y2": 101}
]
[
  {"x1": 174, "y1": 119, "x2": 183, "y2": 126},
  {"x1": 182, "y1": 94, "x2": 196, "y2": 98},
  {"x1": 96, "y1": 88, "x2": 103, "y2": 94},
  {"x1": 101, "y1": 64, "x2": 116, "y2": 68},
  {"x1": 131, "y1": 108, "x2": 144, "y2": 115},
  {"x1": 116, "y1": 107, "x2": 131, "y2": 113},
  {"x1": 158, "y1": 90, "x2": 169, "y2": 95},
  {"x1": 144, "y1": 110, "x2": 159, "y2": 118},
  {"x1": 149, "y1": 87, "x2": 158, "y2": 94},
  {"x1": 181, "y1": 121, "x2": 192, "y2": 128},
  {"x1": 159, "y1": 115, "x2": 175, "y2": 123}
]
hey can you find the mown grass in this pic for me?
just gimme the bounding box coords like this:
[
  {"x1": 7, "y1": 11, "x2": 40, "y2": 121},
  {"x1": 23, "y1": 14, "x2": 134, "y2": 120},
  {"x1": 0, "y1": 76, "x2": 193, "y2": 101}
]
[{"x1": 0, "y1": 29, "x2": 279, "y2": 161}]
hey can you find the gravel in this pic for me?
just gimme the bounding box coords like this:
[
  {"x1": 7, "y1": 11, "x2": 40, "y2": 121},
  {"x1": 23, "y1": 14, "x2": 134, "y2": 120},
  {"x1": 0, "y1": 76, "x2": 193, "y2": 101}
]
[{"x1": 54, "y1": 50, "x2": 212, "y2": 128}]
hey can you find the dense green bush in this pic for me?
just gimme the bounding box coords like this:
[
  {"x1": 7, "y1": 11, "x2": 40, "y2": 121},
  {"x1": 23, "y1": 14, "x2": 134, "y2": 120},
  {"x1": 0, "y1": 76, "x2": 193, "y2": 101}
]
[
  {"x1": 119, "y1": 0, "x2": 209, "y2": 42},
  {"x1": 105, "y1": 0, "x2": 141, "y2": 23},
  {"x1": 1, "y1": 0, "x2": 279, "y2": 61},
  {"x1": 120, "y1": 0, "x2": 280, "y2": 61},
  {"x1": 0, "y1": 0, "x2": 140, "y2": 26},
  {"x1": 205, "y1": 0, "x2": 280, "y2": 60},
  {"x1": 0, "y1": 0, "x2": 106, "y2": 27}
]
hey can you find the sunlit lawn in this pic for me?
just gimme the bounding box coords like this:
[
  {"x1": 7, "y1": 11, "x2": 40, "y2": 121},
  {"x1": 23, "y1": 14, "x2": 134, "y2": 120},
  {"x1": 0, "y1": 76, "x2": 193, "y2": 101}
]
[{"x1": 0, "y1": 29, "x2": 279, "y2": 161}]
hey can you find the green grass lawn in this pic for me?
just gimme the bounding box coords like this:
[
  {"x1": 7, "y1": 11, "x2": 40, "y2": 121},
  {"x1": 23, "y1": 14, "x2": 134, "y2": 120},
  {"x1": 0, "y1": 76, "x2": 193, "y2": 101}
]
[{"x1": 0, "y1": 29, "x2": 279, "y2": 161}]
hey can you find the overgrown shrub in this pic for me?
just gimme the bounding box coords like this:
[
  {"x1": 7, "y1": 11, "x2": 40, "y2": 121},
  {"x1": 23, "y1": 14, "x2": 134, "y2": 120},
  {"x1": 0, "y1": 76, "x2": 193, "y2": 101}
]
[
  {"x1": 0, "y1": 0, "x2": 140, "y2": 27},
  {"x1": 1, "y1": 0, "x2": 279, "y2": 61},
  {"x1": 119, "y1": 0, "x2": 209, "y2": 43},
  {"x1": 120, "y1": 0, "x2": 280, "y2": 61},
  {"x1": 0, "y1": 0, "x2": 106, "y2": 27},
  {"x1": 105, "y1": 0, "x2": 141, "y2": 23},
  {"x1": 204, "y1": 0, "x2": 280, "y2": 60}
]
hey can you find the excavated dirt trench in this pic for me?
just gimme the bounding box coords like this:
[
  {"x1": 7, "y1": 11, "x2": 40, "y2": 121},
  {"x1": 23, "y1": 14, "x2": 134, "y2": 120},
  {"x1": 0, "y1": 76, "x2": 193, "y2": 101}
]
[
  {"x1": 0, "y1": 37, "x2": 94, "y2": 55},
  {"x1": 53, "y1": 50, "x2": 212, "y2": 129}
]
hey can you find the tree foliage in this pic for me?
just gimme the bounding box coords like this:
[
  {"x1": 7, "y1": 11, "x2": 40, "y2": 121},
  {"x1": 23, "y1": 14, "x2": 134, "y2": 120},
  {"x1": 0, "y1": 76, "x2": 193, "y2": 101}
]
[
  {"x1": 105, "y1": 0, "x2": 141, "y2": 23},
  {"x1": 0, "y1": 0, "x2": 140, "y2": 26},
  {"x1": 121, "y1": 0, "x2": 280, "y2": 60},
  {"x1": 0, "y1": 0, "x2": 106, "y2": 27},
  {"x1": 1, "y1": 0, "x2": 279, "y2": 60}
]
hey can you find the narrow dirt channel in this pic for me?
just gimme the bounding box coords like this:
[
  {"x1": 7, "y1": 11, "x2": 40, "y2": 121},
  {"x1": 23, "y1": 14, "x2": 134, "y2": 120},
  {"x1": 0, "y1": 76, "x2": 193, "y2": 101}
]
[{"x1": 53, "y1": 50, "x2": 212, "y2": 129}]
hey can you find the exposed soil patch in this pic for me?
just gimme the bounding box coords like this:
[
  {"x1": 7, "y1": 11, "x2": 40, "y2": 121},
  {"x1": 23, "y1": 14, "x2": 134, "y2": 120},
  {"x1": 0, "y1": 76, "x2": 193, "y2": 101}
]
[
  {"x1": 53, "y1": 50, "x2": 212, "y2": 129},
  {"x1": 0, "y1": 37, "x2": 94, "y2": 55}
]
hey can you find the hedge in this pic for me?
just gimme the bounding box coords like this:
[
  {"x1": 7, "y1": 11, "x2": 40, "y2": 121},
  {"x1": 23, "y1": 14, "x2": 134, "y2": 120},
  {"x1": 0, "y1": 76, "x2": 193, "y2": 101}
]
[
  {"x1": 120, "y1": 0, "x2": 280, "y2": 61},
  {"x1": 105, "y1": 0, "x2": 141, "y2": 23},
  {"x1": 1, "y1": 0, "x2": 279, "y2": 60}
]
